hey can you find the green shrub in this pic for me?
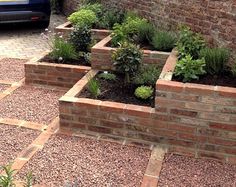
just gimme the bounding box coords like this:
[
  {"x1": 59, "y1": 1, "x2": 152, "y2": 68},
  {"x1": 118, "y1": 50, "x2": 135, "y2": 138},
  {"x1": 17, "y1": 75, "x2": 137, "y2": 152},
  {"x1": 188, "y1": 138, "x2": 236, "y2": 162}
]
[
  {"x1": 133, "y1": 65, "x2": 161, "y2": 85},
  {"x1": 176, "y1": 26, "x2": 206, "y2": 59},
  {"x1": 98, "y1": 9, "x2": 125, "y2": 29},
  {"x1": 50, "y1": 37, "x2": 77, "y2": 62},
  {"x1": 137, "y1": 22, "x2": 155, "y2": 44},
  {"x1": 68, "y1": 9, "x2": 97, "y2": 27},
  {"x1": 134, "y1": 86, "x2": 153, "y2": 100},
  {"x1": 87, "y1": 77, "x2": 101, "y2": 98},
  {"x1": 174, "y1": 55, "x2": 206, "y2": 82},
  {"x1": 151, "y1": 31, "x2": 176, "y2": 52},
  {"x1": 98, "y1": 72, "x2": 116, "y2": 81},
  {"x1": 232, "y1": 61, "x2": 236, "y2": 77},
  {"x1": 111, "y1": 16, "x2": 148, "y2": 46},
  {"x1": 80, "y1": 3, "x2": 103, "y2": 17},
  {"x1": 112, "y1": 42, "x2": 143, "y2": 84},
  {"x1": 199, "y1": 47, "x2": 230, "y2": 75},
  {"x1": 69, "y1": 25, "x2": 92, "y2": 52}
]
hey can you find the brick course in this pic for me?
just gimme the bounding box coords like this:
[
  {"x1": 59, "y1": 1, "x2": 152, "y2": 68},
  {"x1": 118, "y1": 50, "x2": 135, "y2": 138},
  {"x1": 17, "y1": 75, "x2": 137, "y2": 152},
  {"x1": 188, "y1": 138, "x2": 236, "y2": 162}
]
[
  {"x1": 25, "y1": 52, "x2": 90, "y2": 89},
  {"x1": 62, "y1": 0, "x2": 236, "y2": 54},
  {"x1": 59, "y1": 64, "x2": 236, "y2": 164}
]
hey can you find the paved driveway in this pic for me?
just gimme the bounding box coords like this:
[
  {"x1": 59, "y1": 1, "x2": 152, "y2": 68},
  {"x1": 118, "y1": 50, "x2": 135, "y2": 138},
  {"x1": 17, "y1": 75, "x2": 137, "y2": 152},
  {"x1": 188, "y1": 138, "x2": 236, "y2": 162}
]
[{"x1": 0, "y1": 14, "x2": 66, "y2": 59}]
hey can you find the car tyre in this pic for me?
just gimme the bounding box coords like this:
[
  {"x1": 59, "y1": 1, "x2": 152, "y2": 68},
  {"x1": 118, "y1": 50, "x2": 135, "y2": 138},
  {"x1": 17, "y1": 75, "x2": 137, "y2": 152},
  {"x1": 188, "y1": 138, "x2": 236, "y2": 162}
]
[{"x1": 38, "y1": 20, "x2": 50, "y2": 29}]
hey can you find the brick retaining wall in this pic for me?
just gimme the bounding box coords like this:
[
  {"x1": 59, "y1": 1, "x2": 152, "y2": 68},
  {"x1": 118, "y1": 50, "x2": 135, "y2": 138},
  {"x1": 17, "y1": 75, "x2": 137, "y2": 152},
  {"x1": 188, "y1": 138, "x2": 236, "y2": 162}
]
[
  {"x1": 25, "y1": 53, "x2": 90, "y2": 88},
  {"x1": 62, "y1": 0, "x2": 236, "y2": 54},
  {"x1": 59, "y1": 66, "x2": 236, "y2": 164}
]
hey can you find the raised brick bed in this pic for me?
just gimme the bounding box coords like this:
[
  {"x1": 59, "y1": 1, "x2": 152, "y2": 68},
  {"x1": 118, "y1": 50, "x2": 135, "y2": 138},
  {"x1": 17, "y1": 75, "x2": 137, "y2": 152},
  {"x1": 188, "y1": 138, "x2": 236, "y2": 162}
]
[
  {"x1": 25, "y1": 52, "x2": 91, "y2": 88},
  {"x1": 55, "y1": 21, "x2": 111, "y2": 41},
  {"x1": 59, "y1": 52, "x2": 236, "y2": 164},
  {"x1": 91, "y1": 35, "x2": 171, "y2": 70}
]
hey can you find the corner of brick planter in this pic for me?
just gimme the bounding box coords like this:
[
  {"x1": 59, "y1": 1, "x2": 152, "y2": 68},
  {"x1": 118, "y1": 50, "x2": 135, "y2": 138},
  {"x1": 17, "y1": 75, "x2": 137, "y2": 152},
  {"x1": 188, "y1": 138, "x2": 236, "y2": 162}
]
[
  {"x1": 91, "y1": 35, "x2": 171, "y2": 70},
  {"x1": 55, "y1": 21, "x2": 111, "y2": 41},
  {"x1": 25, "y1": 51, "x2": 91, "y2": 88}
]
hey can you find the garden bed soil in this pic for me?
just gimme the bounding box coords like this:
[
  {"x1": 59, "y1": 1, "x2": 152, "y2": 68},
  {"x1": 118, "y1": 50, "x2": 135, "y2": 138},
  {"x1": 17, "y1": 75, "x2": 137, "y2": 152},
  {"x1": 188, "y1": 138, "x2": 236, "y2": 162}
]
[
  {"x1": 173, "y1": 70, "x2": 236, "y2": 88},
  {"x1": 158, "y1": 154, "x2": 236, "y2": 187},
  {"x1": 79, "y1": 73, "x2": 155, "y2": 107},
  {"x1": 16, "y1": 134, "x2": 150, "y2": 187},
  {"x1": 40, "y1": 54, "x2": 90, "y2": 66},
  {"x1": 0, "y1": 124, "x2": 40, "y2": 166}
]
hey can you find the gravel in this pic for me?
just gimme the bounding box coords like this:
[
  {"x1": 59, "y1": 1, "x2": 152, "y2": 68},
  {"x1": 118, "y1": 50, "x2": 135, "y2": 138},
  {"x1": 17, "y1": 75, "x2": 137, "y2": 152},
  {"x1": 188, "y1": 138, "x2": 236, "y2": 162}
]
[
  {"x1": 158, "y1": 153, "x2": 236, "y2": 187},
  {"x1": 0, "y1": 124, "x2": 40, "y2": 166},
  {"x1": 0, "y1": 58, "x2": 26, "y2": 82},
  {"x1": 0, "y1": 86, "x2": 63, "y2": 124},
  {"x1": 0, "y1": 84, "x2": 9, "y2": 93},
  {"x1": 17, "y1": 134, "x2": 150, "y2": 187}
]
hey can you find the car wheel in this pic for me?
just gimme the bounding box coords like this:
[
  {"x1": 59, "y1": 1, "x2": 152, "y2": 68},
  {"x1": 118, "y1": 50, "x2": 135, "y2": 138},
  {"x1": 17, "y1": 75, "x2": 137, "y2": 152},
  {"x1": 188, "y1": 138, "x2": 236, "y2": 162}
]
[{"x1": 38, "y1": 20, "x2": 50, "y2": 29}]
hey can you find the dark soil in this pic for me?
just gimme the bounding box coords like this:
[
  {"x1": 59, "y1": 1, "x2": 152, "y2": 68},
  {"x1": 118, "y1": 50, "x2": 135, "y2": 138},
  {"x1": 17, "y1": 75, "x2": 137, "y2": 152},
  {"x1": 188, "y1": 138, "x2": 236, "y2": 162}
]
[
  {"x1": 40, "y1": 54, "x2": 90, "y2": 66},
  {"x1": 173, "y1": 71, "x2": 236, "y2": 88},
  {"x1": 80, "y1": 73, "x2": 155, "y2": 107}
]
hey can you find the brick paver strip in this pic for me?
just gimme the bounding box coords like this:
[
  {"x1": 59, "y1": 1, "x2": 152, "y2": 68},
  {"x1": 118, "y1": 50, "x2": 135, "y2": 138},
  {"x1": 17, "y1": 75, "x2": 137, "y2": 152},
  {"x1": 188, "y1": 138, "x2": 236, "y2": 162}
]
[{"x1": 141, "y1": 146, "x2": 167, "y2": 187}]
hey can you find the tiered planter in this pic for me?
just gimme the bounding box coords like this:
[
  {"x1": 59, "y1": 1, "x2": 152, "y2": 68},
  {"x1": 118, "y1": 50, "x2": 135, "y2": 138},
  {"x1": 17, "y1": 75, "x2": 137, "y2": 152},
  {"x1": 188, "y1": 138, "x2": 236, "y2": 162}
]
[
  {"x1": 91, "y1": 35, "x2": 171, "y2": 70},
  {"x1": 25, "y1": 51, "x2": 91, "y2": 89},
  {"x1": 59, "y1": 51, "x2": 236, "y2": 164},
  {"x1": 55, "y1": 21, "x2": 111, "y2": 41}
]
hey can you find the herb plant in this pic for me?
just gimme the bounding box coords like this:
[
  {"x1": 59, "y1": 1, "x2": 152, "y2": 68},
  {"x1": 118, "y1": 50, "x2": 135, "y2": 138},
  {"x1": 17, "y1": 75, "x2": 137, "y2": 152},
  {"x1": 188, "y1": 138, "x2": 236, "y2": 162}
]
[
  {"x1": 199, "y1": 47, "x2": 230, "y2": 75},
  {"x1": 151, "y1": 31, "x2": 176, "y2": 52},
  {"x1": 232, "y1": 61, "x2": 236, "y2": 77},
  {"x1": 98, "y1": 72, "x2": 116, "y2": 81},
  {"x1": 176, "y1": 26, "x2": 206, "y2": 59},
  {"x1": 69, "y1": 25, "x2": 92, "y2": 52},
  {"x1": 135, "y1": 86, "x2": 153, "y2": 100},
  {"x1": 68, "y1": 9, "x2": 97, "y2": 27},
  {"x1": 87, "y1": 77, "x2": 101, "y2": 98},
  {"x1": 174, "y1": 54, "x2": 206, "y2": 82},
  {"x1": 112, "y1": 42, "x2": 143, "y2": 84},
  {"x1": 133, "y1": 65, "x2": 161, "y2": 85},
  {"x1": 137, "y1": 22, "x2": 155, "y2": 44},
  {"x1": 50, "y1": 37, "x2": 77, "y2": 62}
]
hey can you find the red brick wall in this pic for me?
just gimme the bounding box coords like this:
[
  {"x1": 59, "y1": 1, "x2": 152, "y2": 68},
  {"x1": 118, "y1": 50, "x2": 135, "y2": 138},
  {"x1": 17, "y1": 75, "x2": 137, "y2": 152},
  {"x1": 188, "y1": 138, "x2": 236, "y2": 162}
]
[{"x1": 63, "y1": 0, "x2": 236, "y2": 53}]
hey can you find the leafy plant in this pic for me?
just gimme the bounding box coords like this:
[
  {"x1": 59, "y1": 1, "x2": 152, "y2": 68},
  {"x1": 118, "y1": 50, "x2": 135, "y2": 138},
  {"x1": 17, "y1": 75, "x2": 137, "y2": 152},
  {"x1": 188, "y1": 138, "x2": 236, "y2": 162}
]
[
  {"x1": 50, "y1": 37, "x2": 77, "y2": 62},
  {"x1": 199, "y1": 47, "x2": 230, "y2": 75},
  {"x1": 176, "y1": 26, "x2": 206, "y2": 59},
  {"x1": 134, "y1": 86, "x2": 153, "y2": 100},
  {"x1": 87, "y1": 77, "x2": 101, "y2": 98},
  {"x1": 80, "y1": 3, "x2": 103, "y2": 18},
  {"x1": 98, "y1": 9, "x2": 125, "y2": 29},
  {"x1": 68, "y1": 9, "x2": 97, "y2": 27},
  {"x1": 111, "y1": 16, "x2": 148, "y2": 46},
  {"x1": 151, "y1": 31, "x2": 176, "y2": 52},
  {"x1": 137, "y1": 22, "x2": 155, "y2": 44},
  {"x1": 174, "y1": 54, "x2": 206, "y2": 82},
  {"x1": 0, "y1": 164, "x2": 33, "y2": 187},
  {"x1": 232, "y1": 61, "x2": 236, "y2": 77},
  {"x1": 98, "y1": 72, "x2": 116, "y2": 81},
  {"x1": 0, "y1": 164, "x2": 15, "y2": 187},
  {"x1": 133, "y1": 65, "x2": 161, "y2": 85},
  {"x1": 112, "y1": 42, "x2": 143, "y2": 84},
  {"x1": 69, "y1": 25, "x2": 92, "y2": 52}
]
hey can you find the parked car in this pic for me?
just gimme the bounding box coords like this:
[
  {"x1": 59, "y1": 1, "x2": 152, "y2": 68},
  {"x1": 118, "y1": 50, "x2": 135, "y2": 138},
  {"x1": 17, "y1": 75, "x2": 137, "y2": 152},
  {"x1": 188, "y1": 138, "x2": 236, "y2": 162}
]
[{"x1": 0, "y1": 0, "x2": 51, "y2": 28}]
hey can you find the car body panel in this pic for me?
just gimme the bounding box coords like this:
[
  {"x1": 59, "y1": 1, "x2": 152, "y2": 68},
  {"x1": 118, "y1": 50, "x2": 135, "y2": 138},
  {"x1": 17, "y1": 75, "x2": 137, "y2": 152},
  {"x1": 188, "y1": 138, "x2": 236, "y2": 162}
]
[{"x1": 0, "y1": 0, "x2": 51, "y2": 24}]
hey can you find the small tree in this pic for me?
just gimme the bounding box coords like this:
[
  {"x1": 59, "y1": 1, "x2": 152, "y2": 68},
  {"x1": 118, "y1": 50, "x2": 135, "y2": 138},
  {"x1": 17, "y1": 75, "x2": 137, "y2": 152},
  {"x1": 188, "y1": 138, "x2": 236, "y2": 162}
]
[{"x1": 112, "y1": 42, "x2": 143, "y2": 84}]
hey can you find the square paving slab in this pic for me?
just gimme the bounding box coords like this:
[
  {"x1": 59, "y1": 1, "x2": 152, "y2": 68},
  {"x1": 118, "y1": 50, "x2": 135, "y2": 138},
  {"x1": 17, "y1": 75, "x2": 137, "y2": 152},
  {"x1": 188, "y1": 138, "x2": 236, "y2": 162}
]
[
  {"x1": 17, "y1": 134, "x2": 151, "y2": 187},
  {"x1": 0, "y1": 124, "x2": 40, "y2": 166},
  {"x1": 158, "y1": 154, "x2": 236, "y2": 187},
  {"x1": 0, "y1": 86, "x2": 63, "y2": 124},
  {"x1": 0, "y1": 58, "x2": 26, "y2": 82}
]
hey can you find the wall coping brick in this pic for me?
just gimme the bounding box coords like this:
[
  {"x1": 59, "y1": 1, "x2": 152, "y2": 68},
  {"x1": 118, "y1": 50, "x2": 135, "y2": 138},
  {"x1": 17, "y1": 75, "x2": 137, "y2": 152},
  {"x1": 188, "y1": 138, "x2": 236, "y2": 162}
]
[{"x1": 158, "y1": 51, "x2": 236, "y2": 98}]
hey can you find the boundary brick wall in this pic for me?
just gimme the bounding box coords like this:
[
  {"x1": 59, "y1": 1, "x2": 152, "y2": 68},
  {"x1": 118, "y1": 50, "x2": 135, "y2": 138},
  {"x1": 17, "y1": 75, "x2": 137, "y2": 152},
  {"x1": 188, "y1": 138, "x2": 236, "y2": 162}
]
[{"x1": 62, "y1": 0, "x2": 236, "y2": 54}]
